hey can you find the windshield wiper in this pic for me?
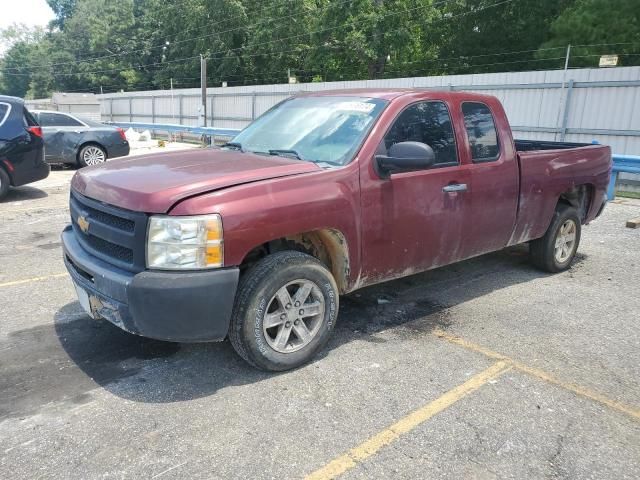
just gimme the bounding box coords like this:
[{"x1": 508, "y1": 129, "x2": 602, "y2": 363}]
[
  {"x1": 268, "y1": 149, "x2": 303, "y2": 160},
  {"x1": 222, "y1": 141, "x2": 244, "y2": 152}
]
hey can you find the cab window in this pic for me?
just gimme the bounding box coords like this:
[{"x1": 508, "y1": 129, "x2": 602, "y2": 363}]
[
  {"x1": 461, "y1": 102, "x2": 499, "y2": 162},
  {"x1": 383, "y1": 101, "x2": 458, "y2": 166}
]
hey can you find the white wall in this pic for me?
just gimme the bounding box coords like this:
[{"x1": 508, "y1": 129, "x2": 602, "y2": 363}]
[{"x1": 97, "y1": 66, "x2": 640, "y2": 155}]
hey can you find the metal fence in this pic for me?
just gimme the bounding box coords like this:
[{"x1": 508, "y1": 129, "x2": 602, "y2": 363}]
[{"x1": 97, "y1": 66, "x2": 640, "y2": 155}]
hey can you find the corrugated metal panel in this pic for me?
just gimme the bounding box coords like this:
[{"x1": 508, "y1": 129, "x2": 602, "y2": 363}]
[{"x1": 97, "y1": 66, "x2": 640, "y2": 154}]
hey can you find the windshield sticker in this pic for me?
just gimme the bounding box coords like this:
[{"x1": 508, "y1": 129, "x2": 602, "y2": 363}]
[{"x1": 335, "y1": 101, "x2": 376, "y2": 114}]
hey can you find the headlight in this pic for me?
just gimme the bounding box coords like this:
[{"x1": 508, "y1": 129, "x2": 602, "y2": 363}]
[{"x1": 146, "y1": 214, "x2": 223, "y2": 270}]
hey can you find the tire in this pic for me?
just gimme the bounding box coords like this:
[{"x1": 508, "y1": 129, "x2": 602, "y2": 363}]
[
  {"x1": 0, "y1": 168, "x2": 9, "y2": 200},
  {"x1": 77, "y1": 144, "x2": 107, "y2": 168},
  {"x1": 229, "y1": 251, "x2": 339, "y2": 371},
  {"x1": 530, "y1": 203, "x2": 582, "y2": 273}
]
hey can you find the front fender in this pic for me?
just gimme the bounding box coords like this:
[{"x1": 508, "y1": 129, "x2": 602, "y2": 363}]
[{"x1": 169, "y1": 165, "x2": 362, "y2": 291}]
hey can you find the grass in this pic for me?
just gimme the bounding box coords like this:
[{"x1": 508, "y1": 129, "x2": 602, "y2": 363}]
[{"x1": 616, "y1": 190, "x2": 640, "y2": 199}]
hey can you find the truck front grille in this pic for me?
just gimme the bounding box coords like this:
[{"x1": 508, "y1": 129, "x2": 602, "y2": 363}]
[{"x1": 70, "y1": 191, "x2": 147, "y2": 272}]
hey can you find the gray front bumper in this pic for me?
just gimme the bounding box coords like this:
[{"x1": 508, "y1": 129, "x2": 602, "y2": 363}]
[{"x1": 62, "y1": 225, "x2": 239, "y2": 342}]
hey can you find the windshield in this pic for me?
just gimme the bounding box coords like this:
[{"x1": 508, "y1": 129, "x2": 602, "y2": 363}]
[{"x1": 230, "y1": 96, "x2": 388, "y2": 166}]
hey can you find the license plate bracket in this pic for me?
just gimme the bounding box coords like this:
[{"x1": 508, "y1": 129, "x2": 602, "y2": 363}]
[{"x1": 74, "y1": 282, "x2": 95, "y2": 319}]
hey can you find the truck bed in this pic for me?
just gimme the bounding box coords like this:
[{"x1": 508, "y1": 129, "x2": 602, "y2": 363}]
[
  {"x1": 509, "y1": 142, "x2": 612, "y2": 246},
  {"x1": 514, "y1": 139, "x2": 593, "y2": 152}
]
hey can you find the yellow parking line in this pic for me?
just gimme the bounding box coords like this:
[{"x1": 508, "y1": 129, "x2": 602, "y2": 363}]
[
  {"x1": 304, "y1": 361, "x2": 511, "y2": 480},
  {"x1": 433, "y1": 329, "x2": 640, "y2": 421},
  {"x1": 0, "y1": 273, "x2": 68, "y2": 288}
]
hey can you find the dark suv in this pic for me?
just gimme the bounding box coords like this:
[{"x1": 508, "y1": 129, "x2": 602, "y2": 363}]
[{"x1": 0, "y1": 95, "x2": 49, "y2": 200}]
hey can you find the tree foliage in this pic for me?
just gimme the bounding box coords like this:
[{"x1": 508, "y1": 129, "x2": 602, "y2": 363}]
[
  {"x1": 539, "y1": 0, "x2": 640, "y2": 67},
  {"x1": 1, "y1": 0, "x2": 639, "y2": 97}
]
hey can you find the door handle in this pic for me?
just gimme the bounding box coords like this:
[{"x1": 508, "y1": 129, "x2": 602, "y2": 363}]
[{"x1": 443, "y1": 183, "x2": 468, "y2": 193}]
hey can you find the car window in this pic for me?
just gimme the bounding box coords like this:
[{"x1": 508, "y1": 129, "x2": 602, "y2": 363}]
[
  {"x1": 232, "y1": 96, "x2": 388, "y2": 166},
  {"x1": 383, "y1": 101, "x2": 458, "y2": 166},
  {"x1": 23, "y1": 108, "x2": 38, "y2": 127},
  {"x1": 0, "y1": 103, "x2": 10, "y2": 127},
  {"x1": 461, "y1": 102, "x2": 500, "y2": 162},
  {"x1": 38, "y1": 112, "x2": 84, "y2": 127}
]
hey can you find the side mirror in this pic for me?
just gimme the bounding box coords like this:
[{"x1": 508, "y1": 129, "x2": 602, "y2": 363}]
[{"x1": 375, "y1": 141, "x2": 436, "y2": 178}]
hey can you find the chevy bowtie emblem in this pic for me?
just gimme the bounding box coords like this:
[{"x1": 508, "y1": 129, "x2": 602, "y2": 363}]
[{"x1": 77, "y1": 215, "x2": 90, "y2": 234}]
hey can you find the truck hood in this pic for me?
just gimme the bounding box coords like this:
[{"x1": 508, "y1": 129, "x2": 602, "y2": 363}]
[{"x1": 71, "y1": 148, "x2": 321, "y2": 213}]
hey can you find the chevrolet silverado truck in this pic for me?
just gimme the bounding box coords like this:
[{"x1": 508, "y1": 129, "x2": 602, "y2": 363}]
[{"x1": 62, "y1": 89, "x2": 611, "y2": 371}]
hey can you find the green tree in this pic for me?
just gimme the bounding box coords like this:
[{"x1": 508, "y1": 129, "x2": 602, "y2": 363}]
[
  {"x1": 238, "y1": 0, "x2": 319, "y2": 85},
  {"x1": 47, "y1": 0, "x2": 78, "y2": 28},
  {"x1": 313, "y1": 0, "x2": 436, "y2": 81},
  {"x1": 134, "y1": 0, "x2": 251, "y2": 88},
  {"x1": 6, "y1": 0, "x2": 639, "y2": 96},
  {"x1": 0, "y1": 24, "x2": 47, "y2": 97},
  {"x1": 52, "y1": 0, "x2": 139, "y2": 92},
  {"x1": 426, "y1": 0, "x2": 575, "y2": 75},
  {"x1": 538, "y1": 0, "x2": 640, "y2": 68}
]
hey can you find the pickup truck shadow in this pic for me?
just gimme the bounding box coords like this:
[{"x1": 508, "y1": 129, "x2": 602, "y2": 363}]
[{"x1": 48, "y1": 245, "x2": 587, "y2": 406}]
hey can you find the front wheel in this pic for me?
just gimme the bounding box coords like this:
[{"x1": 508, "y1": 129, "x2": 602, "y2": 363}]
[
  {"x1": 229, "y1": 251, "x2": 339, "y2": 371},
  {"x1": 78, "y1": 144, "x2": 107, "y2": 167},
  {"x1": 530, "y1": 204, "x2": 581, "y2": 273}
]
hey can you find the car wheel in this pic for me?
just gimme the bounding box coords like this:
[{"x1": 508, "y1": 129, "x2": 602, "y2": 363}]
[
  {"x1": 229, "y1": 251, "x2": 339, "y2": 371},
  {"x1": 78, "y1": 144, "x2": 107, "y2": 167},
  {"x1": 0, "y1": 168, "x2": 10, "y2": 200},
  {"x1": 530, "y1": 203, "x2": 581, "y2": 273}
]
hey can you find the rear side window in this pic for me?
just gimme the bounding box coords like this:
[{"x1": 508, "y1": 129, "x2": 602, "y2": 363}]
[
  {"x1": 462, "y1": 102, "x2": 499, "y2": 161},
  {"x1": 23, "y1": 108, "x2": 38, "y2": 127},
  {"x1": 384, "y1": 101, "x2": 458, "y2": 166},
  {"x1": 0, "y1": 103, "x2": 11, "y2": 127},
  {"x1": 38, "y1": 112, "x2": 84, "y2": 127}
]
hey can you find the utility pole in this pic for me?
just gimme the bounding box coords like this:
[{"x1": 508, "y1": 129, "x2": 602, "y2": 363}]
[
  {"x1": 554, "y1": 44, "x2": 572, "y2": 141},
  {"x1": 200, "y1": 55, "x2": 207, "y2": 128},
  {"x1": 563, "y1": 44, "x2": 572, "y2": 72},
  {"x1": 170, "y1": 77, "x2": 174, "y2": 123}
]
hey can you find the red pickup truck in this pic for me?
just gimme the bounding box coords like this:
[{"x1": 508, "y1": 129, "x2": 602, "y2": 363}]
[{"x1": 62, "y1": 89, "x2": 611, "y2": 370}]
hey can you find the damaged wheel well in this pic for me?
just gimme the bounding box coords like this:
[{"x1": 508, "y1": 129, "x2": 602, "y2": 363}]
[
  {"x1": 558, "y1": 184, "x2": 593, "y2": 222},
  {"x1": 239, "y1": 229, "x2": 350, "y2": 293}
]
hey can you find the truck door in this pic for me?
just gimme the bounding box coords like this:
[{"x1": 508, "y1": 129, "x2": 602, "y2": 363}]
[
  {"x1": 359, "y1": 100, "x2": 472, "y2": 283},
  {"x1": 460, "y1": 101, "x2": 519, "y2": 257}
]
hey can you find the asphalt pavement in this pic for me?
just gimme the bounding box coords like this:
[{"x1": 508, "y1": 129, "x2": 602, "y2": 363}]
[{"x1": 1, "y1": 169, "x2": 639, "y2": 479}]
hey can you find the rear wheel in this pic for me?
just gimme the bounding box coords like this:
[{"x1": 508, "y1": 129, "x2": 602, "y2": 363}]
[
  {"x1": 229, "y1": 251, "x2": 339, "y2": 371},
  {"x1": 78, "y1": 144, "x2": 107, "y2": 167},
  {"x1": 0, "y1": 168, "x2": 10, "y2": 200},
  {"x1": 530, "y1": 204, "x2": 581, "y2": 273}
]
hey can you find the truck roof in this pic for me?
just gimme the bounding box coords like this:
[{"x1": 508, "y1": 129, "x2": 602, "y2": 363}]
[{"x1": 296, "y1": 88, "x2": 497, "y2": 102}]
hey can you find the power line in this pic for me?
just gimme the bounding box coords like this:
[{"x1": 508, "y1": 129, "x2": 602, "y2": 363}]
[
  {"x1": 2, "y1": 0, "x2": 346, "y2": 72},
  {"x1": 172, "y1": 47, "x2": 640, "y2": 88},
  {"x1": 3, "y1": 0, "x2": 474, "y2": 76},
  {"x1": 5, "y1": 0, "x2": 637, "y2": 92},
  {"x1": 2, "y1": 55, "x2": 201, "y2": 77},
  {"x1": 89, "y1": 44, "x2": 640, "y2": 92},
  {"x1": 2, "y1": 0, "x2": 515, "y2": 78}
]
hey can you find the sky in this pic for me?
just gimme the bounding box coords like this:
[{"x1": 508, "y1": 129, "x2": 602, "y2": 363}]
[{"x1": 0, "y1": 0, "x2": 55, "y2": 53}]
